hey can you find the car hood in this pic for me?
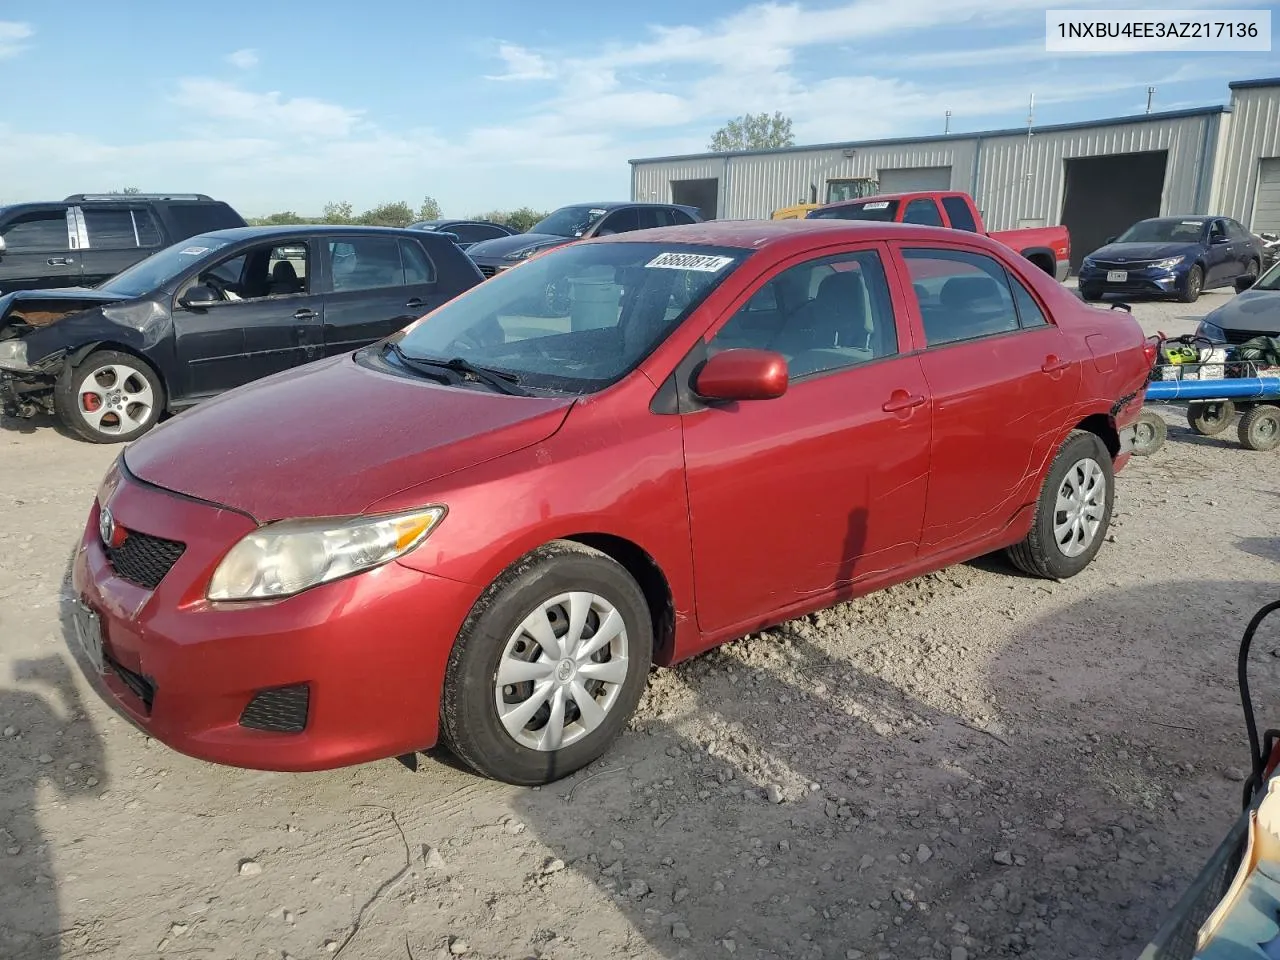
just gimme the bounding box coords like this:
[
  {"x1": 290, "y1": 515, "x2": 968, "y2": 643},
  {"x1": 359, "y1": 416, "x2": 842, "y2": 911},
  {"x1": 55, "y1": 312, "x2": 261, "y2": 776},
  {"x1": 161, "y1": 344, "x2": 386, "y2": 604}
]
[
  {"x1": 1204, "y1": 288, "x2": 1280, "y2": 333},
  {"x1": 466, "y1": 233, "x2": 572, "y2": 260},
  {"x1": 1088, "y1": 241, "x2": 1201, "y2": 262},
  {"x1": 0, "y1": 287, "x2": 130, "y2": 334},
  {"x1": 122, "y1": 353, "x2": 575, "y2": 522}
]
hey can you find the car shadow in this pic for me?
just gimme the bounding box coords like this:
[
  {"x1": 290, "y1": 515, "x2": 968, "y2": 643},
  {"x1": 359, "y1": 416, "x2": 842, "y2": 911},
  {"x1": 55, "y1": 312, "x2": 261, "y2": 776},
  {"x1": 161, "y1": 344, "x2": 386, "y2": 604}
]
[
  {"x1": 507, "y1": 575, "x2": 1276, "y2": 960},
  {"x1": 1237, "y1": 537, "x2": 1280, "y2": 563},
  {"x1": 0, "y1": 618, "x2": 108, "y2": 960}
]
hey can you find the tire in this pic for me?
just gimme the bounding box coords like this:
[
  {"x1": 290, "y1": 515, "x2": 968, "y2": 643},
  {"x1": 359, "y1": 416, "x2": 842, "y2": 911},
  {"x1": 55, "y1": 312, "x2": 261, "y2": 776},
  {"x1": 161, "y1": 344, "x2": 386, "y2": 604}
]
[
  {"x1": 1187, "y1": 399, "x2": 1236, "y2": 436},
  {"x1": 54, "y1": 349, "x2": 166, "y2": 444},
  {"x1": 1238, "y1": 404, "x2": 1280, "y2": 452},
  {"x1": 1080, "y1": 286, "x2": 1103, "y2": 302},
  {"x1": 1006, "y1": 430, "x2": 1115, "y2": 580},
  {"x1": 1131, "y1": 410, "x2": 1167, "y2": 457},
  {"x1": 1244, "y1": 259, "x2": 1261, "y2": 282},
  {"x1": 439, "y1": 541, "x2": 654, "y2": 785},
  {"x1": 1179, "y1": 265, "x2": 1203, "y2": 303}
]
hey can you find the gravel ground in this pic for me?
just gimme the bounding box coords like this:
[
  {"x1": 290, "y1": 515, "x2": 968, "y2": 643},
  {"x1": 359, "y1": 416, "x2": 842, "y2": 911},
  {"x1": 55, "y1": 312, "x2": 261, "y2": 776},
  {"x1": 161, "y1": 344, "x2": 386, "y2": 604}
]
[{"x1": 2, "y1": 285, "x2": 1278, "y2": 960}]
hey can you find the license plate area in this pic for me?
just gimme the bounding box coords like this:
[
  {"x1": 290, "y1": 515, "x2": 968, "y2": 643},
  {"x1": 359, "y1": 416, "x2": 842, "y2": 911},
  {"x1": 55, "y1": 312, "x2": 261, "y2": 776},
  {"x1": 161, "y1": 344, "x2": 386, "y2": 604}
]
[
  {"x1": 72, "y1": 601, "x2": 105, "y2": 675},
  {"x1": 1106, "y1": 270, "x2": 1128, "y2": 282}
]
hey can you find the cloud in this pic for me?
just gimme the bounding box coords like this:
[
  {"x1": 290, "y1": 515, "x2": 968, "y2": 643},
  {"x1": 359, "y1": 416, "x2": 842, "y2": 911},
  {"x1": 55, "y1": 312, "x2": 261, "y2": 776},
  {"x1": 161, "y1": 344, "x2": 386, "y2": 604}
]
[
  {"x1": 0, "y1": 21, "x2": 32, "y2": 59},
  {"x1": 484, "y1": 42, "x2": 555, "y2": 81},
  {"x1": 170, "y1": 78, "x2": 363, "y2": 139},
  {"x1": 226, "y1": 48, "x2": 258, "y2": 70}
]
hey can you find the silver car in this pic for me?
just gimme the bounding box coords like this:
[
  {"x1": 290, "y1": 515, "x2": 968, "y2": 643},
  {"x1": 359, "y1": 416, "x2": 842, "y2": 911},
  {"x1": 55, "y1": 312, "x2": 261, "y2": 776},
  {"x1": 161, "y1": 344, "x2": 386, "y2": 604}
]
[{"x1": 1197, "y1": 259, "x2": 1280, "y2": 345}]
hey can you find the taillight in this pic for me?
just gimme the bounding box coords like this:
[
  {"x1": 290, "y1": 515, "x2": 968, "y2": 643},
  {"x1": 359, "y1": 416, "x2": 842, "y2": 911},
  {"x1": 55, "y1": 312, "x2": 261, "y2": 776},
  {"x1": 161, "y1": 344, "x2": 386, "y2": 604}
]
[{"x1": 1142, "y1": 335, "x2": 1161, "y2": 368}]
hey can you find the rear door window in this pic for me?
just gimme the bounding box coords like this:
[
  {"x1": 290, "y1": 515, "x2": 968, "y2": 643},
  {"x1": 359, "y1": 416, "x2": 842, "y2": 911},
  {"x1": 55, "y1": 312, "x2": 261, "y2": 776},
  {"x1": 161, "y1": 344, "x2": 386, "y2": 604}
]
[
  {"x1": 595, "y1": 208, "x2": 640, "y2": 235},
  {"x1": 83, "y1": 208, "x2": 141, "y2": 249},
  {"x1": 940, "y1": 197, "x2": 979, "y2": 232},
  {"x1": 903, "y1": 248, "x2": 1021, "y2": 346},
  {"x1": 329, "y1": 237, "x2": 410, "y2": 292},
  {"x1": 399, "y1": 240, "x2": 436, "y2": 284}
]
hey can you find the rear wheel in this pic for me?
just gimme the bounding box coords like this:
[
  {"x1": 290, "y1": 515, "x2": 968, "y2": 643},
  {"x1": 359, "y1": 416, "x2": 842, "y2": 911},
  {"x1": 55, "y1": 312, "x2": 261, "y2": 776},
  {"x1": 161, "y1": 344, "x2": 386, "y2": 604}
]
[
  {"x1": 1238, "y1": 404, "x2": 1280, "y2": 452},
  {"x1": 1188, "y1": 399, "x2": 1236, "y2": 436},
  {"x1": 439, "y1": 541, "x2": 654, "y2": 785},
  {"x1": 1179, "y1": 265, "x2": 1203, "y2": 303},
  {"x1": 1131, "y1": 410, "x2": 1167, "y2": 457},
  {"x1": 54, "y1": 349, "x2": 165, "y2": 444},
  {"x1": 1006, "y1": 430, "x2": 1114, "y2": 580}
]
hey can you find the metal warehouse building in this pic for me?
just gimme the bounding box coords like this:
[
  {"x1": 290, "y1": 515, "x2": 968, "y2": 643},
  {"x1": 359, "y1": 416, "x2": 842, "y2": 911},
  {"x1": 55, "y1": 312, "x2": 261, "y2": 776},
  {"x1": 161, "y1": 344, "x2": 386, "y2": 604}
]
[{"x1": 630, "y1": 77, "x2": 1280, "y2": 271}]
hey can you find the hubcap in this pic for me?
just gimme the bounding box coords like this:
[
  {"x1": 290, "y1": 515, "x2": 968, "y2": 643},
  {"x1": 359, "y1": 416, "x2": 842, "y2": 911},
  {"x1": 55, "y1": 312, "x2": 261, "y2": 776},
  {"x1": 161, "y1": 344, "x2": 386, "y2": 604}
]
[
  {"x1": 77, "y1": 364, "x2": 154, "y2": 435},
  {"x1": 1257, "y1": 417, "x2": 1278, "y2": 441},
  {"x1": 1053, "y1": 457, "x2": 1106, "y2": 558},
  {"x1": 494, "y1": 591, "x2": 629, "y2": 752}
]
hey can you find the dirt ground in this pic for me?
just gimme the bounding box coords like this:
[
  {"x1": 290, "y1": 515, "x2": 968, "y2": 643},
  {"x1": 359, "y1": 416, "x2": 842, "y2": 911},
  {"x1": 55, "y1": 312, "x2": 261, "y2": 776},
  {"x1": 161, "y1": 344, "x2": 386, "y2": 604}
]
[{"x1": 2, "y1": 285, "x2": 1278, "y2": 960}]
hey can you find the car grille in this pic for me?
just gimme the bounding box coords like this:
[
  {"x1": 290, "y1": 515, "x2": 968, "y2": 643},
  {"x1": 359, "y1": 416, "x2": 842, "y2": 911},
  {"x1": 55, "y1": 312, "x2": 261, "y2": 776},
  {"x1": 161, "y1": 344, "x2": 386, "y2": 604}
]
[
  {"x1": 477, "y1": 264, "x2": 497, "y2": 278},
  {"x1": 106, "y1": 655, "x2": 156, "y2": 711},
  {"x1": 1092, "y1": 259, "x2": 1158, "y2": 270},
  {"x1": 239, "y1": 684, "x2": 310, "y2": 733},
  {"x1": 106, "y1": 531, "x2": 186, "y2": 590},
  {"x1": 1223, "y1": 327, "x2": 1280, "y2": 345}
]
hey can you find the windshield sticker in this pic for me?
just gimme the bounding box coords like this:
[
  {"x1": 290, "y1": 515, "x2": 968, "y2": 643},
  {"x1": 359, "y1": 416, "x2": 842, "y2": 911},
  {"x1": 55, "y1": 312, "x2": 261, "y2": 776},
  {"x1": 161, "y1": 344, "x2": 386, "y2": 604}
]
[
  {"x1": 862, "y1": 201, "x2": 890, "y2": 210},
  {"x1": 178, "y1": 246, "x2": 209, "y2": 256},
  {"x1": 645, "y1": 252, "x2": 735, "y2": 273},
  {"x1": 589, "y1": 208, "x2": 607, "y2": 216}
]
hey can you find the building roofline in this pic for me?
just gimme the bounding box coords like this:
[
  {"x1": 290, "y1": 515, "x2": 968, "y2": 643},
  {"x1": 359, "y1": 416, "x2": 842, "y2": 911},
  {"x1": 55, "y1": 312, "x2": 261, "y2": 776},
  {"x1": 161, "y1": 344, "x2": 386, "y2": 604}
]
[
  {"x1": 629, "y1": 104, "x2": 1230, "y2": 166},
  {"x1": 1229, "y1": 77, "x2": 1280, "y2": 90}
]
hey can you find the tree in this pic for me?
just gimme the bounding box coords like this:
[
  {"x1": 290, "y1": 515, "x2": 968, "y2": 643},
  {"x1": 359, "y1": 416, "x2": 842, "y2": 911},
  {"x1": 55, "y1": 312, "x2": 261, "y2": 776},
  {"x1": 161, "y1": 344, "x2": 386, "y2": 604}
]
[
  {"x1": 322, "y1": 200, "x2": 354, "y2": 223},
  {"x1": 707, "y1": 111, "x2": 795, "y2": 152},
  {"x1": 356, "y1": 201, "x2": 415, "y2": 228},
  {"x1": 416, "y1": 196, "x2": 442, "y2": 222},
  {"x1": 470, "y1": 207, "x2": 548, "y2": 232}
]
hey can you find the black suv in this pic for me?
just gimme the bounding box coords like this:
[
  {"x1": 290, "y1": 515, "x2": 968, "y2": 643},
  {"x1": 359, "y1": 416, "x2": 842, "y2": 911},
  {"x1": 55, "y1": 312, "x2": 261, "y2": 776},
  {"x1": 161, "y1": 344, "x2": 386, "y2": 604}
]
[{"x1": 0, "y1": 193, "x2": 246, "y2": 294}]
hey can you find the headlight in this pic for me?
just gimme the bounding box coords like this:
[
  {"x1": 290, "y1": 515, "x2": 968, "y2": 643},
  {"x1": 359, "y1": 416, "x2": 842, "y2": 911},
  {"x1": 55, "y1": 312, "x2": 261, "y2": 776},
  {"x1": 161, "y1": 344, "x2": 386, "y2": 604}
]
[
  {"x1": 0, "y1": 339, "x2": 29, "y2": 371},
  {"x1": 1196, "y1": 319, "x2": 1226, "y2": 342},
  {"x1": 1081, "y1": 257, "x2": 1096, "y2": 269},
  {"x1": 505, "y1": 245, "x2": 549, "y2": 262},
  {"x1": 207, "y1": 506, "x2": 446, "y2": 601},
  {"x1": 1152, "y1": 256, "x2": 1186, "y2": 270}
]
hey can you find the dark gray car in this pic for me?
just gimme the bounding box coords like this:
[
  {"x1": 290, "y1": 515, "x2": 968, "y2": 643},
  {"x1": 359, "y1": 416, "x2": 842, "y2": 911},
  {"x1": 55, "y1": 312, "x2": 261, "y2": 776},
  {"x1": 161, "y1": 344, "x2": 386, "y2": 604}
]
[{"x1": 1197, "y1": 259, "x2": 1280, "y2": 345}]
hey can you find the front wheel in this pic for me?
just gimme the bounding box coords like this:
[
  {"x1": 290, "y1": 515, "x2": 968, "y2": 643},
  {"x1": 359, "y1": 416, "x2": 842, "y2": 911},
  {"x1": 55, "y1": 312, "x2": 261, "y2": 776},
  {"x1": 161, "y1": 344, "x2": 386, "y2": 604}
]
[
  {"x1": 1006, "y1": 430, "x2": 1114, "y2": 580},
  {"x1": 1188, "y1": 399, "x2": 1235, "y2": 436},
  {"x1": 1238, "y1": 404, "x2": 1280, "y2": 452},
  {"x1": 1079, "y1": 286, "x2": 1103, "y2": 302},
  {"x1": 1179, "y1": 265, "x2": 1203, "y2": 303},
  {"x1": 54, "y1": 349, "x2": 165, "y2": 443},
  {"x1": 439, "y1": 541, "x2": 654, "y2": 785}
]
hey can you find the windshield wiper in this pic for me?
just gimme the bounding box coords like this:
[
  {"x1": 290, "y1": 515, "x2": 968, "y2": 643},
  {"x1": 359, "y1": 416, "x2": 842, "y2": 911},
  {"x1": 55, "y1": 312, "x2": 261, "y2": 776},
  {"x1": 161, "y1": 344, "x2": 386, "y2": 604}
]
[
  {"x1": 385, "y1": 341, "x2": 454, "y2": 385},
  {"x1": 385, "y1": 342, "x2": 528, "y2": 396}
]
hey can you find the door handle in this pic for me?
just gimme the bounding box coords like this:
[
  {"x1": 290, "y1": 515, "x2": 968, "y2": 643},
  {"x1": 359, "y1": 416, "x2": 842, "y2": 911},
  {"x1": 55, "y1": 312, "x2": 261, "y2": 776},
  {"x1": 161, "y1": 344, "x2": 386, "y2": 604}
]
[
  {"x1": 1042, "y1": 356, "x2": 1070, "y2": 373},
  {"x1": 405, "y1": 298, "x2": 425, "y2": 309},
  {"x1": 47, "y1": 257, "x2": 74, "y2": 266},
  {"x1": 882, "y1": 392, "x2": 926, "y2": 413},
  {"x1": 294, "y1": 308, "x2": 318, "y2": 320}
]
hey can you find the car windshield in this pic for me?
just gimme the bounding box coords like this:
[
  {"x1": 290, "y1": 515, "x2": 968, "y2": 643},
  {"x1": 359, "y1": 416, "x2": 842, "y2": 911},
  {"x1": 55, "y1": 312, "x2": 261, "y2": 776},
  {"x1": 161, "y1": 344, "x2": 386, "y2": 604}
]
[
  {"x1": 1115, "y1": 219, "x2": 1206, "y2": 243},
  {"x1": 807, "y1": 200, "x2": 900, "y2": 222},
  {"x1": 1255, "y1": 259, "x2": 1280, "y2": 292},
  {"x1": 98, "y1": 235, "x2": 232, "y2": 298},
  {"x1": 528, "y1": 206, "x2": 611, "y2": 238},
  {"x1": 388, "y1": 241, "x2": 750, "y2": 394}
]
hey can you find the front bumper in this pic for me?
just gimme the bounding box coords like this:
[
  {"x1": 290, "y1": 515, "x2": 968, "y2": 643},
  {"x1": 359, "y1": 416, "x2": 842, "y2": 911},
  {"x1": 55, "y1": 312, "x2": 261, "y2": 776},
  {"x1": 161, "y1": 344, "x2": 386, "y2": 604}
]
[
  {"x1": 1078, "y1": 265, "x2": 1188, "y2": 297},
  {"x1": 0, "y1": 369, "x2": 54, "y2": 418},
  {"x1": 70, "y1": 467, "x2": 481, "y2": 771}
]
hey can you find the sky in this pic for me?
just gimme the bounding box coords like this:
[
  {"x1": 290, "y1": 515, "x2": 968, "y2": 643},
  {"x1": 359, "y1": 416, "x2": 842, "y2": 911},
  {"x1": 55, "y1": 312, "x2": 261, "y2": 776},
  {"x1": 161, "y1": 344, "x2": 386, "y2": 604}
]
[{"x1": 1, "y1": 1, "x2": 1277, "y2": 218}]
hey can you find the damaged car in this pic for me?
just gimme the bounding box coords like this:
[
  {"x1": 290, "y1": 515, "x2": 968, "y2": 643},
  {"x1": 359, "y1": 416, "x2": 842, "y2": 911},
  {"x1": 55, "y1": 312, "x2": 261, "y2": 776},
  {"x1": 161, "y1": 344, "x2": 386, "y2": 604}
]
[{"x1": 0, "y1": 225, "x2": 484, "y2": 442}]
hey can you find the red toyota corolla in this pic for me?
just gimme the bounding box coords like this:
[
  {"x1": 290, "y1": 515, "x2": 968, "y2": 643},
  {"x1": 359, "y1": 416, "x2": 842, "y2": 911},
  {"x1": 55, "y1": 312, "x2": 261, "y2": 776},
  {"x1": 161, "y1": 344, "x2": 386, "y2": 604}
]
[{"x1": 70, "y1": 220, "x2": 1152, "y2": 785}]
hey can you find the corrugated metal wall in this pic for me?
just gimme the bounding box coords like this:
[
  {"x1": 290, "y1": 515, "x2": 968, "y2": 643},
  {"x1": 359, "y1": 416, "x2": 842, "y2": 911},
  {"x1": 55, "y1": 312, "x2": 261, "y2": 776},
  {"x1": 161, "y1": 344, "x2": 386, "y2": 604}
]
[
  {"x1": 632, "y1": 111, "x2": 1237, "y2": 228},
  {"x1": 972, "y1": 113, "x2": 1221, "y2": 231},
  {"x1": 632, "y1": 142, "x2": 979, "y2": 219},
  {"x1": 1216, "y1": 85, "x2": 1280, "y2": 229}
]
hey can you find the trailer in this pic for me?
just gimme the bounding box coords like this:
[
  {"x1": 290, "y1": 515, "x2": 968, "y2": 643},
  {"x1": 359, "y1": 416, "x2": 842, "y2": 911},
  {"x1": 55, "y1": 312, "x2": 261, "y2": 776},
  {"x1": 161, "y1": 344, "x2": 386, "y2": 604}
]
[{"x1": 1132, "y1": 335, "x2": 1280, "y2": 456}]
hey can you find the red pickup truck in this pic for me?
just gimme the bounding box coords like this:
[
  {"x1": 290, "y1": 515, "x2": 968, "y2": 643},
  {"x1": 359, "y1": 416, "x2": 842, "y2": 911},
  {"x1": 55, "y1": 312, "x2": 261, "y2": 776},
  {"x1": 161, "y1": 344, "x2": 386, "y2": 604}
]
[{"x1": 807, "y1": 191, "x2": 1071, "y2": 283}]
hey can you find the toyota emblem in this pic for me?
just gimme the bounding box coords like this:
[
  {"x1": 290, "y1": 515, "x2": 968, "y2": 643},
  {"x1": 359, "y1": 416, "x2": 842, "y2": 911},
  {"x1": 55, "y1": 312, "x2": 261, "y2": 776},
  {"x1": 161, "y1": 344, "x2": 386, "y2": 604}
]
[{"x1": 99, "y1": 506, "x2": 115, "y2": 546}]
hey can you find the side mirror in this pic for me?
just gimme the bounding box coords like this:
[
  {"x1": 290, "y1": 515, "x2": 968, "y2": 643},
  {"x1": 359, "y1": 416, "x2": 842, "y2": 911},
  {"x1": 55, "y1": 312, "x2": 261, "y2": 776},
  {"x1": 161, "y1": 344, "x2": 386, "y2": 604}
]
[
  {"x1": 178, "y1": 284, "x2": 220, "y2": 309},
  {"x1": 1104, "y1": 236, "x2": 1117, "y2": 244},
  {"x1": 1235, "y1": 274, "x2": 1257, "y2": 293},
  {"x1": 693, "y1": 348, "x2": 788, "y2": 402}
]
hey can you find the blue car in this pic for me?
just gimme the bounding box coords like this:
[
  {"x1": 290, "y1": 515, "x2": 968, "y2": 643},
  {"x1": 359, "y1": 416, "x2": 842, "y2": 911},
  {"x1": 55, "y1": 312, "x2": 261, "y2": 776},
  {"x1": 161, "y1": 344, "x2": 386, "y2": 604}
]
[{"x1": 1078, "y1": 216, "x2": 1263, "y2": 304}]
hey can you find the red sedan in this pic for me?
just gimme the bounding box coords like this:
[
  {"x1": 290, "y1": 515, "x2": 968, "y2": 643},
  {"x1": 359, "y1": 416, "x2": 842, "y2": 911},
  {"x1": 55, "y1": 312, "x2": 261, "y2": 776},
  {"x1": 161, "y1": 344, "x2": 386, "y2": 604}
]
[{"x1": 70, "y1": 220, "x2": 1152, "y2": 785}]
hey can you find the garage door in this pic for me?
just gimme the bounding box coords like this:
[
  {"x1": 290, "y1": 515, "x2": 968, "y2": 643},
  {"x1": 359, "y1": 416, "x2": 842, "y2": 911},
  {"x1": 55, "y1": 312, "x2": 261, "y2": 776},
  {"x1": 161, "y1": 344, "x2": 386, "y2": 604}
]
[
  {"x1": 877, "y1": 166, "x2": 952, "y2": 193},
  {"x1": 1253, "y1": 157, "x2": 1280, "y2": 232}
]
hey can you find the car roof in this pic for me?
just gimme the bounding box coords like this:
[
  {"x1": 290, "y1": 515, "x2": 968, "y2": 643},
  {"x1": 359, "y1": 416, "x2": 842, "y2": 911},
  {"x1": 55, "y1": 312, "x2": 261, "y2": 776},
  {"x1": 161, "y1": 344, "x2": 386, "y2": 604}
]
[
  {"x1": 819, "y1": 191, "x2": 968, "y2": 208},
  {"x1": 191, "y1": 224, "x2": 432, "y2": 242},
  {"x1": 593, "y1": 217, "x2": 1007, "y2": 251}
]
